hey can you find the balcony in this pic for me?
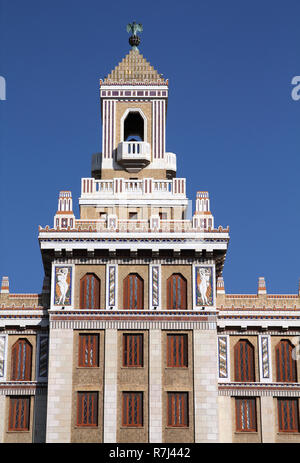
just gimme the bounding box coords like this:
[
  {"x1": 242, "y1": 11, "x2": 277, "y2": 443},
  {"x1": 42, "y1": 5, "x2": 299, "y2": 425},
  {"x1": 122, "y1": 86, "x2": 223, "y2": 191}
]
[{"x1": 117, "y1": 141, "x2": 151, "y2": 172}]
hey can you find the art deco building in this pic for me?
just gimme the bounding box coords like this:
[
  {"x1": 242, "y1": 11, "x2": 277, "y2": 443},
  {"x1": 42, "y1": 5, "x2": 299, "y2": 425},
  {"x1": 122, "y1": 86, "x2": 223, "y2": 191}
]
[{"x1": 0, "y1": 32, "x2": 300, "y2": 444}]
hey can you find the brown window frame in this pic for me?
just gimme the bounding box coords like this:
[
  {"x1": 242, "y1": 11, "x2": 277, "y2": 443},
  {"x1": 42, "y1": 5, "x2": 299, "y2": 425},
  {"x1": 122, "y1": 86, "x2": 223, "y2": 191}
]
[
  {"x1": 122, "y1": 392, "x2": 143, "y2": 427},
  {"x1": 167, "y1": 334, "x2": 188, "y2": 368},
  {"x1": 80, "y1": 273, "x2": 101, "y2": 310},
  {"x1": 77, "y1": 392, "x2": 98, "y2": 427},
  {"x1": 235, "y1": 398, "x2": 257, "y2": 432},
  {"x1": 123, "y1": 333, "x2": 143, "y2": 367},
  {"x1": 11, "y1": 339, "x2": 32, "y2": 381},
  {"x1": 8, "y1": 396, "x2": 30, "y2": 431},
  {"x1": 78, "y1": 334, "x2": 99, "y2": 368},
  {"x1": 123, "y1": 273, "x2": 144, "y2": 310},
  {"x1": 167, "y1": 392, "x2": 189, "y2": 427},
  {"x1": 278, "y1": 398, "x2": 299, "y2": 433},
  {"x1": 167, "y1": 274, "x2": 187, "y2": 310},
  {"x1": 275, "y1": 340, "x2": 297, "y2": 382},
  {"x1": 234, "y1": 339, "x2": 255, "y2": 382}
]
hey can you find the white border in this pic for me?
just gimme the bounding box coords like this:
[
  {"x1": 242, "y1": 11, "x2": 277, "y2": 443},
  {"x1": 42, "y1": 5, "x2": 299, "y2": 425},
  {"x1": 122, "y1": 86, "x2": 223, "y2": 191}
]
[{"x1": 50, "y1": 263, "x2": 75, "y2": 310}]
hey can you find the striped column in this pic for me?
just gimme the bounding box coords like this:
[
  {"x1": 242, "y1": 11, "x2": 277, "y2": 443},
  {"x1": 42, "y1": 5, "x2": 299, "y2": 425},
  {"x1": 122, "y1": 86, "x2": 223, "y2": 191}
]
[
  {"x1": 102, "y1": 100, "x2": 115, "y2": 160},
  {"x1": 152, "y1": 100, "x2": 165, "y2": 160}
]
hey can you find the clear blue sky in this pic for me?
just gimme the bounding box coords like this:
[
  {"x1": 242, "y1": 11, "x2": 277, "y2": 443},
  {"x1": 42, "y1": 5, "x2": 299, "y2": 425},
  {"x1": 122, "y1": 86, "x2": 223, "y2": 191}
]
[{"x1": 0, "y1": 0, "x2": 299, "y2": 295}]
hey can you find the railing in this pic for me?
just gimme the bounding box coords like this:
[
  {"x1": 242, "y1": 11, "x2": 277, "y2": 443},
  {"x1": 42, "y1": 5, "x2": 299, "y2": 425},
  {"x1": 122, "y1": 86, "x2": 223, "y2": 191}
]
[
  {"x1": 81, "y1": 177, "x2": 186, "y2": 198},
  {"x1": 53, "y1": 218, "x2": 229, "y2": 234}
]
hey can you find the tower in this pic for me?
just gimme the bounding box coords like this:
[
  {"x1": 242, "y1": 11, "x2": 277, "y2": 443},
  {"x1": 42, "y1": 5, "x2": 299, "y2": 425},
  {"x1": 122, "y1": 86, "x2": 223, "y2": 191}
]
[{"x1": 38, "y1": 25, "x2": 230, "y2": 443}]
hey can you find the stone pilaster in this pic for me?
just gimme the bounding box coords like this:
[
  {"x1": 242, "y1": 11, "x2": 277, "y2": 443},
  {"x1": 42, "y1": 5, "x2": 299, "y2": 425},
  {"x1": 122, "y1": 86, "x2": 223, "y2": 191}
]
[
  {"x1": 149, "y1": 329, "x2": 162, "y2": 442},
  {"x1": 260, "y1": 396, "x2": 276, "y2": 442},
  {"x1": 218, "y1": 396, "x2": 233, "y2": 442},
  {"x1": 103, "y1": 329, "x2": 118, "y2": 443},
  {"x1": 46, "y1": 328, "x2": 73, "y2": 443},
  {"x1": 193, "y1": 328, "x2": 219, "y2": 442}
]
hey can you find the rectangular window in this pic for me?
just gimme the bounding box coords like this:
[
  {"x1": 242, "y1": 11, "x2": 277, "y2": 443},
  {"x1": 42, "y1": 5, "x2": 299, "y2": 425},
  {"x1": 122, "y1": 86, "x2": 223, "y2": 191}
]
[
  {"x1": 77, "y1": 392, "x2": 98, "y2": 427},
  {"x1": 167, "y1": 392, "x2": 188, "y2": 427},
  {"x1": 122, "y1": 392, "x2": 143, "y2": 427},
  {"x1": 167, "y1": 334, "x2": 188, "y2": 367},
  {"x1": 123, "y1": 334, "x2": 143, "y2": 367},
  {"x1": 235, "y1": 398, "x2": 257, "y2": 432},
  {"x1": 8, "y1": 397, "x2": 30, "y2": 431},
  {"x1": 278, "y1": 399, "x2": 299, "y2": 432},
  {"x1": 129, "y1": 212, "x2": 138, "y2": 220},
  {"x1": 78, "y1": 334, "x2": 99, "y2": 367}
]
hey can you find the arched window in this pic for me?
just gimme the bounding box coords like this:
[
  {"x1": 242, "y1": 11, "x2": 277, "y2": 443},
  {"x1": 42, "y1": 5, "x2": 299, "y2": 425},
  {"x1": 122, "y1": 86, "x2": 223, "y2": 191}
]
[
  {"x1": 276, "y1": 340, "x2": 297, "y2": 382},
  {"x1": 11, "y1": 339, "x2": 32, "y2": 381},
  {"x1": 167, "y1": 274, "x2": 187, "y2": 310},
  {"x1": 123, "y1": 111, "x2": 144, "y2": 141},
  {"x1": 80, "y1": 273, "x2": 100, "y2": 309},
  {"x1": 234, "y1": 340, "x2": 255, "y2": 382},
  {"x1": 123, "y1": 273, "x2": 144, "y2": 310}
]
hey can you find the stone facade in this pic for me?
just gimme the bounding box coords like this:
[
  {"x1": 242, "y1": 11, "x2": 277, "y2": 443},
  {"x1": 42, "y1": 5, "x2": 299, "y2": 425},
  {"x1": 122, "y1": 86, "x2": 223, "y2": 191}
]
[{"x1": 0, "y1": 40, "x2": 300, "y2": 444}]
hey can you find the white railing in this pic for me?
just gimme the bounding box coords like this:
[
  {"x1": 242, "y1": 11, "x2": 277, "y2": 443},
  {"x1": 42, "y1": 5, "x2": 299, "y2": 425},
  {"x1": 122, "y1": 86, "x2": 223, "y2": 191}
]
[{"x1": 81, "y1": 177, "x2": 186, "y2": 198}]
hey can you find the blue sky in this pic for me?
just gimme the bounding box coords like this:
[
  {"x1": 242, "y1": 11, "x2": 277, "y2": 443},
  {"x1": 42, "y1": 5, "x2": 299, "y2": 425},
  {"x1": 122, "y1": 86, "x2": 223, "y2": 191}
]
[{"x1": 0, "y1": 0, "x2": 299, "y2": 295}]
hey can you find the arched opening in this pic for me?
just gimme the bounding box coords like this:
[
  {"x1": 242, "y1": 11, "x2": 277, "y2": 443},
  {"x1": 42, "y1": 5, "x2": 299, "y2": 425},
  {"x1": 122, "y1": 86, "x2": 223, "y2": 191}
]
[
  {"x1": 123, "y1": 273, "x2": 144, "y2": 309},
  {"x1": 167, "y1": 273, "x2": 187, "y2": 310},
  {"x1": 80, "y1": 273, "x2": 101, "y2": 309},
  {"x1": 276, "y1": 339, "x2": 297, "y2": 382},
  {"x1": 11, "y1": 339, "x2": 32, "y2": 381},
  {"x1": 123, "y1": 111, "x2": 144, "y2": 142},
  {"x1": 234, "y1": 339, "x2": 255, "y2": 382}
]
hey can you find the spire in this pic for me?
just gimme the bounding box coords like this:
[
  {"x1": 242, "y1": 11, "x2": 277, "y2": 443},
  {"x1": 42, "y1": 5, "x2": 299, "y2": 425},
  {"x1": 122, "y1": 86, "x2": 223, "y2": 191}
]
[{"x1": 126, "y1": 21, "x2": 143, "y2": 50}]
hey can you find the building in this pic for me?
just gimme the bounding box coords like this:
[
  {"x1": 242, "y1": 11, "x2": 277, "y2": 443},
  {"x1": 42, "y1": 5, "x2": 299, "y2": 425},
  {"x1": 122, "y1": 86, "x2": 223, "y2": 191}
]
[{"x1": 0, "y1": 28, "x2": 300, "y2": 444}]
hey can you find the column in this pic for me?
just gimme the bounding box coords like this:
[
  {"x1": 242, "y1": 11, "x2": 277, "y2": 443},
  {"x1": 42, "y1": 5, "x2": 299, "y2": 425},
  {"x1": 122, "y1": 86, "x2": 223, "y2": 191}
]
[
  {"x1": 46, "y1": 329, "x2": 73, "y2": 442},
  {"x1": 218, "y1": 396, "x2": 233, "y2": 442},
  {"x1": 149, "y1": 329, "x2": 162, "y2": 442},
  {"x1": 103, "y1": 329, "x2": 118, "y2": 442},
  {"x1": 260, "y1": 396, "x2": 276, "y2": 442},
  {"x1": 193, "y1": 329, "x2": 219, "y2": 442}
]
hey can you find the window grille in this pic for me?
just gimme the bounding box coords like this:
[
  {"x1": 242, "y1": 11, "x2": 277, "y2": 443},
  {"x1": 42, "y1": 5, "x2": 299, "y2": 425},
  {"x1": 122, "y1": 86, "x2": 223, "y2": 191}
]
[
  {"x1": 234, "y1": 340, "x2": 255, "y2": 382},
  {"x1": 123, "y1": 334, "x2": 143, "y2": 367},
  {"x1": 77, "y1": 392, "x2": 98, "y2": 427},
  {"x1": 167, "y1": 274, "x2": 187, "y2": 310},
  {"x1": 235, "y1": 398, "x2": 257, "y2": 432},
  {"x1": 11, "y1": 339, "x2": 32, "y2": 381},
  {"x1": 167, "y1": 334, "x2": 188, "y2": 367},
  {"x1": 78, "y1": 334, "x2": 99, "y2": 368},
  {"x1": 80, "y1": 273, "x2": 100, "y2": 309},
  {"x1": 167, "y1": 392, "x2": 188, "y2": 427},
  {"x1": 278, "y1": 399, "x2": 299, "y2": 432},
  {"x1": 276, "y1": 340, "x2": 297, "y2": 382},
  {"x1": 8, "y1": 397, "x2": 30, "y2": 431},
  {"x1": 122, "y1": 392, "x2": 143, "y2": 427}
]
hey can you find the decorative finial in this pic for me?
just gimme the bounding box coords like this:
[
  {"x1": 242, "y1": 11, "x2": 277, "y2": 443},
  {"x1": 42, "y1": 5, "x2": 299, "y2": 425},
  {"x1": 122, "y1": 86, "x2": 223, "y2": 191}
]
[{"x1": 126, "y1": 21, "x2": 143, "y2": 50}]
